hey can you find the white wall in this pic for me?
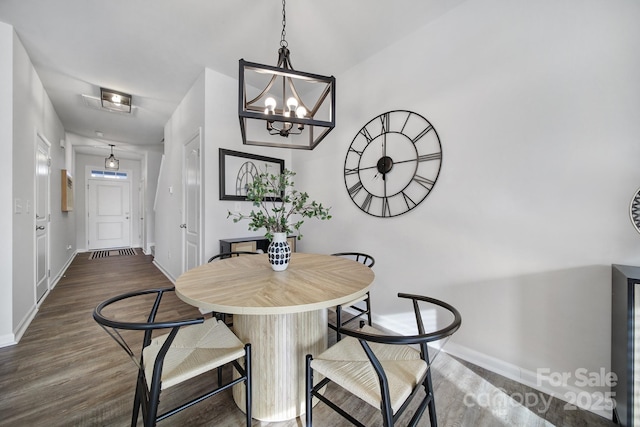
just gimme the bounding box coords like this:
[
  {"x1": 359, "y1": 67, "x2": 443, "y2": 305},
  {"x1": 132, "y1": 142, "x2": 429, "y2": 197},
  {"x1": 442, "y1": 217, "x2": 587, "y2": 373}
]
[
  {"x1": 2, "y1": 26, "x2": 72, "y2": 346},
  {"x1": 49, "y1": 133, "x2": 76, "y2": 284},
  {"x1": 292, "y1": 0, "x2": 640, "y2": 414},
  {"x1": 0, "y1": 22, "x2": 14, "y2": 342}
]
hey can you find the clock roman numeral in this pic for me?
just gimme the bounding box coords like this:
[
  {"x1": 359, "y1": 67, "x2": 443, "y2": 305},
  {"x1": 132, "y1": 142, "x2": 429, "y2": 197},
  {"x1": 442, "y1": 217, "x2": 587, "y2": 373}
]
[
  {"x1": 348, "y1": 146, "x2": 364, "y2": 156},
  {"x1": 361, "y1": 193, "x2": 373, "y2": 212},
  {"x1": 348, "y1": 181, "x2": 364, "y2": 197},
  {"x1": 382, "y1": 197, "x2": 391, "y2": 217},
  {"x1": 400, "y1": 111, "x2": 411, "y2": 134},
  {"x1": 344, "y1": 167, "x2": 359, "y2": 176},
  {"x1": 412, "y1": 125, "x2": 434, "y2": 143},
  {"x1": 413, "y1": 174, "x2": 435, "y2": 189},
  {"x1": 359, "y1": 127, "x2": 374, "y2": 143},
  {"x1": 379, "y1": 112, "x2": 389, "y2": 134},
  {"x1": 418, "y1": 152, "x2": 441, "y2": 162},
  {"x1": 401, "y1": 192, "x2": 417, "y2": 210}
]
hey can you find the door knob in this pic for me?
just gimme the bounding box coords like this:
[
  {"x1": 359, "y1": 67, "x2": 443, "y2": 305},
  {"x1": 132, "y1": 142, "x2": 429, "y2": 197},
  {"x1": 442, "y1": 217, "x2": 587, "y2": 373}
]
[
  {"x1": 179, "y1": 224, "x2": 187, "y2": 228},
  {"x1": 36, "y1": 226, "x2": 45, "y2": 230}
]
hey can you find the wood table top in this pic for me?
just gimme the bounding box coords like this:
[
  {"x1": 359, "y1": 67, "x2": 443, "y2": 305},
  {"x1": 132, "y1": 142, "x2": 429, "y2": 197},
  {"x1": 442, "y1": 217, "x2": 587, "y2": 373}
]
[{"x1": 175, "y1": 253, "x2": 375, "y2": 315}]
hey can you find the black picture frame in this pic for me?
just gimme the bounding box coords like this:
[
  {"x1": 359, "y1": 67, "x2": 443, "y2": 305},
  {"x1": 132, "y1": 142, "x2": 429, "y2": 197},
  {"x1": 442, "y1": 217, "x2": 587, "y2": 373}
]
[{"x1": 219, "y1": 148, "x2": 285, "y2": 201}]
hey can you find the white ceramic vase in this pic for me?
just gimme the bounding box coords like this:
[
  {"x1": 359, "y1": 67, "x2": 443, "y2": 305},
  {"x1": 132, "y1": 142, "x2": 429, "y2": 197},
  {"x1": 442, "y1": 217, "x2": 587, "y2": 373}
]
[{"x1": 267, "y1": 232, "x2": 291, "y2": 271}]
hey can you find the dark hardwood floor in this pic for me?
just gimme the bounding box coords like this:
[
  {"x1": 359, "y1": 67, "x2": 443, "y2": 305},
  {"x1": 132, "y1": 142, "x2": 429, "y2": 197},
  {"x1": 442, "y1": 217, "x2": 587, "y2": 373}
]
[{"x1": 0, "y1": 251, "x2": 617, "y2": 426}]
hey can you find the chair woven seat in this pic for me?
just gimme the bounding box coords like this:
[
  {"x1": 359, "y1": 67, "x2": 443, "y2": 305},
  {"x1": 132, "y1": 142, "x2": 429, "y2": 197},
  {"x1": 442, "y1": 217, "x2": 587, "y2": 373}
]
[
  {"x1": 143, "y1": 318, "x2": 246, "y2": 389},
  {"x1": 311, "y1": 326, "x2": 427, "y2": 413},
  {"x1": 306, "y1": 293, "x2": 461, "y2": 427},
  {"x1": 93, "y1": 287, "x2": 252, "y2": 427}
]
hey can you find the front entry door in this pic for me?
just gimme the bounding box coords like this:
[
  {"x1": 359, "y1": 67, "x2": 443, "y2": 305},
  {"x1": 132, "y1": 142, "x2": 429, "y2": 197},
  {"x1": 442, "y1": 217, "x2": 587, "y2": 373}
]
[
  {"x1": 88, "y1": 179, "x2": 131, "y2": 249},
  {"x1": 35, "y1": 133, "x2": 50, "y2": 302}
]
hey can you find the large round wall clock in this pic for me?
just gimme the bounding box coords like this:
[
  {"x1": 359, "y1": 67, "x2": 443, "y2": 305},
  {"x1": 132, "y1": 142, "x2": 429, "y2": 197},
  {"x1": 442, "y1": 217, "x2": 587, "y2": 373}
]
[
  {"x1": 344, "y1": 110, "x2": 442, "y2": 217},
  {"x1": 630, "y1": 187, "x2": 640, "y2": 234}
]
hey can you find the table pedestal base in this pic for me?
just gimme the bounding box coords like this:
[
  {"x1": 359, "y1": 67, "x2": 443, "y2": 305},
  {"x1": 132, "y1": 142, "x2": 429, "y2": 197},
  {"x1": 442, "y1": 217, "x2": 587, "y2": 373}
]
[{"x1": 232, "y1": 309, "x2": 328, "y2": 422}]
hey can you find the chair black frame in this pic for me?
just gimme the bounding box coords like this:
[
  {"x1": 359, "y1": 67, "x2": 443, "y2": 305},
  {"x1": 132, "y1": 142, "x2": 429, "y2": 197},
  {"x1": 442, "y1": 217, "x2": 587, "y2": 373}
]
[
  {"x1": 93, "y1": 287, "x2": 252, "y2": 427},
  {"x1": 329, "y1": 252, "x2": 375, "y2": 341},
  {"x1": 207, "y1": 250, "x2": 259, "y2": 263},
  {"x1": 306, "y1": 293, "x2": 462, "y2": 427}
]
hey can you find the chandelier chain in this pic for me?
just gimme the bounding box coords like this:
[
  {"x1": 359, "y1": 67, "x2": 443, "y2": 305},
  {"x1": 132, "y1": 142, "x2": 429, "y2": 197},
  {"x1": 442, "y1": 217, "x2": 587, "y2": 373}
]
[{"x1": 280, "y1": 0, "x2": 288, "y2": 48}]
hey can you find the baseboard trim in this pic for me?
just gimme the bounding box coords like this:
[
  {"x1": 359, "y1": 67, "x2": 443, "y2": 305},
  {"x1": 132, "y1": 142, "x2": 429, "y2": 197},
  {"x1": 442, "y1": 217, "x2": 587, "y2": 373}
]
[
  {"x1": 0, "y1": 333, "x2": 17, "y2": 348},
  {"x1": 152, "y1": 259, "x2": 176, "y2": 285},
  {"x1": 442, "y1": 342, "x2": 613, "y2": 420},
  {"x1": 367, "y1": 309, "x2": 612, "y2": 420},
  {"x1": 12, "y1": 305, "x2": 38, "y2": 345},
  {"x1": 144, "y1": 243, "x2": 156, "y2": 256},
  {"x1": 50, "y1": 250, "x2": 77, "y2": 291},
  {"x1": 6, "y1": 251, "x2": 78, "y2": 348}
]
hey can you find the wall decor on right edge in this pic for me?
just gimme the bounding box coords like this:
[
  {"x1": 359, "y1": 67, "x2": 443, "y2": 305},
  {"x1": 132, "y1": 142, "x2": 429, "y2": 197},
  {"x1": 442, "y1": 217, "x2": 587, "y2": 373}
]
[
  {"x1": 630, "y1": 187, "x2": 640, "y2": 233},
  {"x1": 343, "y1": 110, "x2": 442, "y2": 217}
]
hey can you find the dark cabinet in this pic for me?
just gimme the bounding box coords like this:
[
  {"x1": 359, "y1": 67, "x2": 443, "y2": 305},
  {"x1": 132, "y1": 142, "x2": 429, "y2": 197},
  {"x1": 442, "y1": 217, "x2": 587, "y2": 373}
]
[{"x1": 612, "y1": 264, "x2": 640, "y2": 426}]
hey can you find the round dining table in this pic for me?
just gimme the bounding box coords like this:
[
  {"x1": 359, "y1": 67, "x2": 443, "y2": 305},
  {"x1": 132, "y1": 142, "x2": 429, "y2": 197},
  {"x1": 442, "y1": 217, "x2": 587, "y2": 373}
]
[{"x1": 174, "y1": 252, "x2": 375, "y2": 422}]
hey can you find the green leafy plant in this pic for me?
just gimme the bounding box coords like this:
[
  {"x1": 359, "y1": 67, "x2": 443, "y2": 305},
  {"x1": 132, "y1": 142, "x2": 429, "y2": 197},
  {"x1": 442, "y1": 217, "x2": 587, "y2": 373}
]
[{"x1": 227, "y1": 168, "x2": 331, "y2": 241}]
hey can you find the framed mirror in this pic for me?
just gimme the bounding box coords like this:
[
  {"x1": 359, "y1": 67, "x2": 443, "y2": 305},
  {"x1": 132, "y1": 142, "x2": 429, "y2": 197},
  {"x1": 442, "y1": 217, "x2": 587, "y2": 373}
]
[{"x1": 219, "y1": 148, "x2": 285, "y2": 201}]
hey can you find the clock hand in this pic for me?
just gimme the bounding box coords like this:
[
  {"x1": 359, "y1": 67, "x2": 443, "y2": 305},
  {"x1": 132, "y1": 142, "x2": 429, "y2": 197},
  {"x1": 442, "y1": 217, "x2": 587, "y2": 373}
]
[
  {"x1": 392, "y1": 158, "x2": 417, "y2": 166},
  {"x1": 382, "y1": 131, "x2": 387, "y2": 181},
  {"x1": 384, "y1": 172, "x2": 387, "y2": 197}
]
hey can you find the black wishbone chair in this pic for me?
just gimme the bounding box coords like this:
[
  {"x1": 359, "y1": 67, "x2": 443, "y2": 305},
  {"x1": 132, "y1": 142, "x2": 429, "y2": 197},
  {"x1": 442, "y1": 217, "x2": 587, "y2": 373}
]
[
  {"x1": 306, "y1": 293, "x2": 462, "y2": 427},
  {"x1": 329, "y1": 252, "x2": 375, "y2": 341},
  {"x1": 207, "y1": 251, "x2": 259, "y2": 263},
  {"x1": 93, "y1": 287, "x2": 252, "y2": 427}
]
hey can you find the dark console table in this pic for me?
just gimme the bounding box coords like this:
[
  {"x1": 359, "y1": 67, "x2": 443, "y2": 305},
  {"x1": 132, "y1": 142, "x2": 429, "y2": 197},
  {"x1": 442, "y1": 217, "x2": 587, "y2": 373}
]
[
  {"x1": 220, "y1": 235, "x2": 297, "y2": 254},
  {"x1": 612, "y1": 264, "x2": 640, "y2": 426}
]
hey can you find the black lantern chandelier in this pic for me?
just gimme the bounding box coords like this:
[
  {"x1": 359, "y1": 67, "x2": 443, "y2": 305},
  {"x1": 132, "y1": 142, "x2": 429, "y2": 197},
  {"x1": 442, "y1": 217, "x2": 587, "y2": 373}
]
[
  {"x1": 238, "y1": 0, "x2": 335, "y2": 150},
  {"x1": 105, "y1": 144, "x2": 119, "y2": 170}
]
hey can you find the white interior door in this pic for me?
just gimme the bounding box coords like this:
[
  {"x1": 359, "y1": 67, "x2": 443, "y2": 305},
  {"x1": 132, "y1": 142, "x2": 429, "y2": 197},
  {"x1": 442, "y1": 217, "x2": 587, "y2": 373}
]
[
  {"x1": 88, "y1": 179, "x2": 131, "y2": 249},
  {"x1": 35, "y1": 133, "x2": 50, "y2": 302},
  {"x1": 139, "y1": 179, "x2": 145, "y2": 251},
  {"x1": 182, "y1": 130, "x2": 201, "y2": 273}
]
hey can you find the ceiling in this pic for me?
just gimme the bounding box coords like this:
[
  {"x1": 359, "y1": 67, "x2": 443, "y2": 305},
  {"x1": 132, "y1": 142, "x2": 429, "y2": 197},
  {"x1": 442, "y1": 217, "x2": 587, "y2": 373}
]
[{"x1": 0, "y1": 0, "x2": 464, "y2": 155}]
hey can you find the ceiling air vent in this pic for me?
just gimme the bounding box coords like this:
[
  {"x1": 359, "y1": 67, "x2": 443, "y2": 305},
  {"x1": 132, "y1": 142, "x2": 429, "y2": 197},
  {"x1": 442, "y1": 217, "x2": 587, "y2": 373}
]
[{"x1": 81, "y1": 94, "x2": 102, "y2": 110}]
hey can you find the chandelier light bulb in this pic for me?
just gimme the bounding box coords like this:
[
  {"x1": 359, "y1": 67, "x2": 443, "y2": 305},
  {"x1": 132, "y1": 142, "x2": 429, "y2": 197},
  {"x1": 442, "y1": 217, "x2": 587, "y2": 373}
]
[
  {"x1": 296, "y1": 106, "x2": 307, "y2": 118},
  {"x1": 286, "y1": 97, "x2": 298, "y2": 111},
  {"x1": 264, "y1": 97, "x2": 277, "y2": 114}
]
